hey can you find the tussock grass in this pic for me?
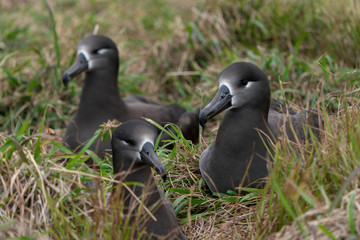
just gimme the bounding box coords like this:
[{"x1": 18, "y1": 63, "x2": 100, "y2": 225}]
[{"x1": 1, "y1": 0, "x2": 360, "y2": 239}]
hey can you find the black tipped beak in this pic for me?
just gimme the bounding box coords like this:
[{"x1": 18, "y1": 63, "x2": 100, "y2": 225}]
[
  {"x1": 62, "y1": 53, "x2": 88, "y2": 86},
  {"x1": 199, "y1": 114, "x2": 208, "y2": 129},
  {"x1": 199, "y1": 85, "x2": 232, "y2": 127},
  {"x1": 62, "y1": 73, "x2": 72, "y2": 86},
  {"x1": 140, "y1": 142, "x2": 167, "y2": 181}
]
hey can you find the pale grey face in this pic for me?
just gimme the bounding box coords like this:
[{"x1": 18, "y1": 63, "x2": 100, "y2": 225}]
[
  {"x1": 112, "y1": 120, "x2": 166, "y2": 180},
  {"x1": 115, "y1": 128, "x2": 156, "y2": 162},
  {"x1": 218, "y1": 62, "x2": 269, "y2": 110},
  {"x1": 199, "y1": 62, "x2": 270, "y2": 127},
  {"x1": 63, "y1": 35, "x2": 119, "y2": 85},
  {"x1": 76, "y1": 35, "x2": 118, "y2": 71}
]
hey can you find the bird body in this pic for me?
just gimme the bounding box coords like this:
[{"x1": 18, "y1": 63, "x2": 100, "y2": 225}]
[
  {"x1": 63, "y1": 35, "x2": 198, "y2": 156},
  {"x1": 111, "y1": 120, "x2": 186, "y2": 240},
  {"x1": 200, "y1": 105, "x2": 271, "y2": 193},
  {"x1": 199, "y1": 62, "x2": 321, "y2": 193}
]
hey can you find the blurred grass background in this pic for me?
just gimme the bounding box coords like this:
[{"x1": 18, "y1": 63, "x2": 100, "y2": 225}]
[{"x1": 1, "y1": 0, "x2": 360, "y2": 239}]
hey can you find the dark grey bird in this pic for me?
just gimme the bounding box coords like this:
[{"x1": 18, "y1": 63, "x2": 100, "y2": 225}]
[
  {"x1": 63, "y1": 35, "x2": 199, "y2": 156},
  {"x1": 111, "y1": 120, "x2": 186, "y2": 240},
  {"x1": 199, "y1": 62, "x2": 322, "y2": 193}
]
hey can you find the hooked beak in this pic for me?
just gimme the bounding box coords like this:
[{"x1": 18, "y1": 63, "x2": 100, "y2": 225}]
[
  {"x1": 62, "y1": 53, "x2": 88, "y2": 86},
  {"x1": 140, "y1": 142, "x2": 167, "y2": 181},
  {"x1": 199, "y1": 85, "x2": 232, "y2": 127}
]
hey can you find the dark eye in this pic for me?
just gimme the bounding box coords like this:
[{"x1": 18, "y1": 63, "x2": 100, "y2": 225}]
[{"x1": 240, "y1": 79, "x2": 248, "y2": 86}]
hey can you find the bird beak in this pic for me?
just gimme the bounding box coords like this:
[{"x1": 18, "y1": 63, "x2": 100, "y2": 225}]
[
  {"x1": 199, "y1": 85, "x2": 232, "y2": 127},
  {"x1": 140, "y1": 142, "x2": 167, "y2": 181},
  {"x1": 62, "y1": 52, "x2": 88, "y2": 86}
]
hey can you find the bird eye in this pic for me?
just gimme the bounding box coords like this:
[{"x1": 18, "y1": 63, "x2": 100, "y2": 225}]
[
  {"x1": 127, "y1": 139, "x2": 136, "y2": 146},
  {"x1": 240, "y1": 79, "x2": 248, "y2": 86}
]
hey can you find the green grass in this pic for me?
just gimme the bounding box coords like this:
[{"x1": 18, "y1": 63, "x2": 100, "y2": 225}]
[{"x1": 1, "y1": 0, "x2": 360, "y2": 239}]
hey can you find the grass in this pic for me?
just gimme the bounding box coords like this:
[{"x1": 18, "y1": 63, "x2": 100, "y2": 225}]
[{"x1": 1, "y1": 0, "x2": 360, "y2": 239}]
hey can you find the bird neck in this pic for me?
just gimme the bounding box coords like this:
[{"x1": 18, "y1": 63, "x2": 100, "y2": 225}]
[
  {"x1": 113, "y1": 151, "x2": 158, "y2": 191},
  {"x1": 112, "y1": 154, "x2": 183, "y2": 238},
  {"x1": 77, "y1": 70, "x2": 128, "y2": 117},
  {"x1": 126, "y1": 165, "x2": 157, "y2": 187},
  {"x1": 113, "y1": 159, "x2": 162, "y2": 209},
  {"x1": 215, "y1": 105, "x2": 270, "y2": 152}
]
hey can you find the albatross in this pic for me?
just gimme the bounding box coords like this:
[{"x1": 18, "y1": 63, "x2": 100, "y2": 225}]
[
  {"x1": 63, "y1": 35, "x2": 199, "y2": 156},
  {"x1": 199, "y1": 61, "x2": 321, "y2": 193}
]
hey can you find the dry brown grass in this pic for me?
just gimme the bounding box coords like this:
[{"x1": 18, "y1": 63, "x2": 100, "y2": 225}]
[
  {"x1": 1, "y1": 104, "x2": 360, "y2": 239},
  {"x1": 273, "y1": 189, "x2": 360, "y2": 240},
  {"x1": 1, "y1": 0, "x2": 360, "y2": 239}
]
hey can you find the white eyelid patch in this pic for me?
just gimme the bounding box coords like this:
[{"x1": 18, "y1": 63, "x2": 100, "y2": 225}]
[
  {"x1": 245, "y1": 81, "x2": 253, "y2": 88},
  {"x1": 97, "y1": 48, "x2": 109, "y2": 54},
  {"x1": 120, "y1": 140, "x2": 130, "y2": 146}
]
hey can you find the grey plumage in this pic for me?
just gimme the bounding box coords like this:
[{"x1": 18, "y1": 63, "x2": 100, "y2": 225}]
[
  {"x1": 111, "y1": 120, "x2": 186, "y2": 240},
  {"x1": 199, "y1": 62, "x2": 322, "y2": 193},
  {"x1": 63, "y1": 35, "x2": 199, "y2": 156}
]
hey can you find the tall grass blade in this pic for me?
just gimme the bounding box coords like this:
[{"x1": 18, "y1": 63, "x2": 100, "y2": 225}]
[
  {"x1": 42, "y1": 0, "x2": 61, "y2": 89},
  {"x1": 329, "y1": 166, "x2": 360, "y2": 213}
]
